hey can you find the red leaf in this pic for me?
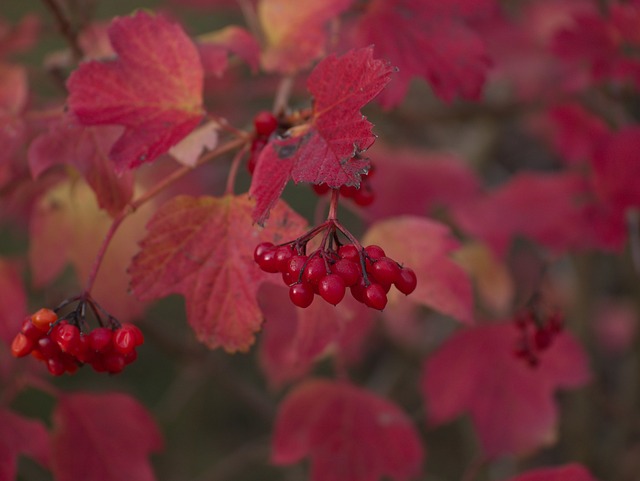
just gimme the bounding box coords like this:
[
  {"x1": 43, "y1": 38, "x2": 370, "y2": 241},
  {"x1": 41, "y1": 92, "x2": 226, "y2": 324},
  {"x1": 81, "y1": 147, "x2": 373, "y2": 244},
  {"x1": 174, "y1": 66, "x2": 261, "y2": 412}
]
[
  {"x1": 257, "y1": 283, "x2": 374, "y2": 387},
  {"x1": 363, "y1": 216, "x2": 474, "y2": 324},
  {"x1": 591, "y1": 126, "x2": 640, "y2": 213},
  {"x1": 0, "y1": 63, "x2": 27, "y2": 168},
  {"x1": 67, "y1": 11, "x2": 205, "y2": 171},
  {"x1": 272, "y1": 379, "x2": 424, "y2": 481},
  {"x1": 421, "y1": 322, "x2": 590, "y2": 457},
  {"x1": 352, "y1": 0, "x2": 490, "y2": 106},
  {"x1": 28, "y1": 116, "x2": 134, "y2": 216},
  {"x1": 0, "y1": 258, "x2": 27, "y2": 345},
  {"x1": 51, "y1": 393, "x2": 162, "y2": 481},
  {"x1": 129, "y1": 194, "x2": 307, "y2": 352},
  {"x1": 258, "y1": 0, "x2": 354, "y2": 73},
  {"x1": 0, "y1": 409, "x2": 50, "y2": 481},
  {"x1": 0, "y1": 15, "x2": 40, "y2": 58},
  {"x1": 250, "y1": 47, "x2": 393, "y2": 223},
  {"x1": 451, "y1": 172, "x2": 626, "y2": 257},
  {"x1": 505, "y1": 464, "x2": 598, "y2": 481},
  {"x1": 367, "y1": 147, "x2": 481, "y2": 220}
]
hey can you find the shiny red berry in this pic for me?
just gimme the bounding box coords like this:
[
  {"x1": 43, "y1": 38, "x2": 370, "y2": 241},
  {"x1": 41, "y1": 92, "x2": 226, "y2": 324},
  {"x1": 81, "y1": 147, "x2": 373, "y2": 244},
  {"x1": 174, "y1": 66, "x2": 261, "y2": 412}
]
[
  {"x1": 338, "y1": 244, "x2": 360, "y2": 263},
  {"x1": 370, "y1": 257, "x2": 401, "y2": 286},
  {"x1": 318, "y1": 274, "x2": 346, "y2": 305},
  {"x1": 332, "y1": 259, "x2": 360, "y2": 287},
  {"x1": 54, "y1": 324, "x2": 81, "y2": 355},
  {"x1": 11, "y1": 333, "x2": 34, "y2": 358},
  {"x1": 89, "y1": 327, "x2": 113, "y2": 353},
  {"x1": 31, "y1": 308, "x2": 57, "y2": 332},
  {"x1": 303, "y1": 256, "x2": 326, "y2": 286},
  {"x1": 253, "y1": 111, "x2": 278, "y2": 136},
  {"x1": 289, "y1": 283, "x2": 314, "y2": 308},
  {"x1": 364, "y1": 283, "x2": 387, "y2": 310},
  {"x1": 395, "y1": 268, "x2": 417, "y2": 295},
  {"x1": 113, "y1": 326, "x2": 138, "y2": 355}
]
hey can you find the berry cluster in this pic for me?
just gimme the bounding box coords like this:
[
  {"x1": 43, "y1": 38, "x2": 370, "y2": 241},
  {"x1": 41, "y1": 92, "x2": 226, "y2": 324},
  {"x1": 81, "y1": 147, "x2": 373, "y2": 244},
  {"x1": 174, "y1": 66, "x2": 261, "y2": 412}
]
[
  {"x1": 513, "y1": 308, "x2": 563, "y2": 367},
  {"x1": 10, "y1": 303, "x2": 144, "y2": 376},
  {"x1": 254, "y1": 219, "x2": 416, "y2": 310},
  {"x1": 312, "y1": 164, "x2": 376, "y2": 207},
  {"x1": 247, "y1": 110, "x2": 279, "y2": 174}
]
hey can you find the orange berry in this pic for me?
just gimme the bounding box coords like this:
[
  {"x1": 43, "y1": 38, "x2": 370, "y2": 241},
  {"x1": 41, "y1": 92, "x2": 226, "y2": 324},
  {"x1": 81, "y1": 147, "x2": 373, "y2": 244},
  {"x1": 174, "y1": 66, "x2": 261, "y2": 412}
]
[{"x1": 31, "y1": 308, "x2": 57, "y2": 332}]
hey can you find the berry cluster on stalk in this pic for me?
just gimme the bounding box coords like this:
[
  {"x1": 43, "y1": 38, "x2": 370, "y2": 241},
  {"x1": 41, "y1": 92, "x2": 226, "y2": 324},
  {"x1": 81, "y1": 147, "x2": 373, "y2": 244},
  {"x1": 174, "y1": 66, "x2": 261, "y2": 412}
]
[
  {"x1": 247, "y1": 110, "x2": 279, "y2": 174},
  {"x1": 513, "y1": 307, "x2": 563, "y2": 367},
  {"x1": 254, "y1": 198, "x2": 416, "y2": 310},
  {"x1": 10, "y1": 297, "x2": 144, "y2": 376}
]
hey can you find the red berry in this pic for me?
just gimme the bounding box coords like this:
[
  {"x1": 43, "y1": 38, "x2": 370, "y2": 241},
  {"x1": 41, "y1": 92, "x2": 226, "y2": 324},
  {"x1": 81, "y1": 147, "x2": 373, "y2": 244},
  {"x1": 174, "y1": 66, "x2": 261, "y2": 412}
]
[
  {"x1": 303, "y1": 256, "x2": 327, "y2": 286},
  {"x1": 534, "y1": 328, "x2": 553, "y2": 351},
  {"x1": 331, "y1": 259, "x2": 360, "y2": 287},
  {"x1": 257, "y1": 249, "x2": 280, "y2": 273},
  {"x1": 339, "y1": 185, "x2": 358, "y2": 198},
  {"x1": 254, "y1": 242, "x2": 274, "y2": 263},
  {"x1": 370, "y1": 257, "x2": 401, "y2": 286},
  {"x1": 46, "y1": 356, "x2": 66, "y2": 376},
  {"x1": 352, "y1": 185, "x2": 375, "y2": 206},
  {"x1": 253, "y1": 110, "x2": 278, "y2": 136},
  {"x1": 103, "y1": 352, "x2": 126, "y2": 374},
  {"x1": 75, "y1": 335, "x2": 96, "y2": 364},
  {"x1": 289, "y1": 283, "x2": 314, "y2": 308},
  {"x1": 37, "y1": 337, "x2": 61, "y2": 359},
  {"x1": 89, "y1": 327, "x2": 113, "y2": 353},
  {"x1": 21, "y1": 318, "x2": 45, "y2": 342},
  {"x1": 124, "y1": 350, "x2": 138, "y2": 365},
  {"x1": 318, "y1": 274, "x2": 346, "y2": 305},
  {"x1": 312, "y1": 183, "x2": 331, "y2": 195},
  {"x1": 11, "y1": 333, "x2": 34, "y2": 358},
  {"x1": 365, "y1": 245, "x2": 385, "y2": 259},
  {"x1": 275, "y1": 245, "x2": 294, "y2": 272},
  {"x1": 286, "y1": 255, "x2": 308, "y2": 280},
  {"x1": 31, "y1": 308, "x2": 57, "y2": 332},
  {"x1": 113, "y1": 326, "x2": 138, "y2": 355},
  {"x1": 338, "y1": 244, "x2": 360, "y2": 263},
  {"x1": 395, "y1": 268, "x2": 417, "y2": 295},
  {"x1": 350, "y1": 278, "x2": 367, "y2": 303},
  {"x1": 364, "y1": 283, "x2": 387, "y2": 310},
  {"x1": 54, "y1": 324, "x2": 81, "y2": 354},
  {"x1": 127, "y1": 324, "x2": 144, "y2": 346}
]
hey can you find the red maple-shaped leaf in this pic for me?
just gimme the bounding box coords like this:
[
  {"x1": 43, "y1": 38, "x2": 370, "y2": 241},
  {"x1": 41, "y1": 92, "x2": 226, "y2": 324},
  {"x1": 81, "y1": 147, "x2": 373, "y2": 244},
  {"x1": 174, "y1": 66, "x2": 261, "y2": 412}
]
[
  {"x1": 421, "y1": 322, "x2": 591, "y2": 458},
  {"x1": 0, "y1": 409, "x2": 50, "y2": 481},
  {"x1": 351, "y1": 0, "x2": 490, "y2": 106},
  {"x1": 129, "y1": 194, "x2": 307, "y2": 352},
  {"x1": 28, "y1": 116, "x2": 134, "y2": 216},
  {"x1": 258, "y1": 0, "x2": 354, "y2": 73},
  {"x1": 505, "y1": 464, "x2": 598, "y2": 481},
  {"x1": 67, "y1": 11, "x2": 205, "y2": 171},
  {"x1": 257, "y1": 283, "x2": 374, "y2": 387},
  {"x1": 51, "y1": 392, "x2": 162, "y2": 481},
  {"x1": 249, "y1": 46, "x2": 393, "y2": 224},
  {"x1": 363, "y1": 216, "x2": 474, "y2": 324},
  {"x1": 272, "y1": 379, "x2": 423, "y2": 481}
]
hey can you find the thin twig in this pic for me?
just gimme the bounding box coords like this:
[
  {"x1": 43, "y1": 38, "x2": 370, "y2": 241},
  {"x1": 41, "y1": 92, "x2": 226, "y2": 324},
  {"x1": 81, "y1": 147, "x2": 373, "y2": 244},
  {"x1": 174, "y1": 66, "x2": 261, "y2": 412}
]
[{"x1": 41, "y1": 0, "x2": 83, "y2": 61}]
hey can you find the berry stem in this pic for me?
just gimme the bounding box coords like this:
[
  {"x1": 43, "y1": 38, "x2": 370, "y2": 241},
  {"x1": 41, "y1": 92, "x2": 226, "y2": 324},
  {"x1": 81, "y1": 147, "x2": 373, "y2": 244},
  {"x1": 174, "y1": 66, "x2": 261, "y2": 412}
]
[{"x1": 328, "y1": 189, "x2": 340, "y2": 220}]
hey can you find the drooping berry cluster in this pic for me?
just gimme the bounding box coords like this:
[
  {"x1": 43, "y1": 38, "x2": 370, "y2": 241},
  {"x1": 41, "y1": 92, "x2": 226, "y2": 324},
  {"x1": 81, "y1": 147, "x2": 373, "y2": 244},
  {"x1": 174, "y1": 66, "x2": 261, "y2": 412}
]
[
  {"x1": 312, "y1": 164, "x2": 376, "y2": 207},
  {"x1": 247, "y1": 110, "x2": 279, "y2": 174},
  {"x1": 513, "y1": 308, "x2": 563, "y2": 367},
  {"x1": 10, "y1": 301, "x2": 144, "y2": 376},
  {"x1": 254, "y1": 219, "x2": 416, "y2": 310}
]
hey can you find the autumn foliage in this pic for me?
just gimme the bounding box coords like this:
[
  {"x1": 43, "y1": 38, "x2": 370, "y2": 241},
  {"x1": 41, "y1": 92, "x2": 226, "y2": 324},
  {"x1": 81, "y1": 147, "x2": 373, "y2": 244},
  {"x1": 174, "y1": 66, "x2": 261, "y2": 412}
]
[{"x1": 1, "y1": 1, "x2": 640, "y2": 481}]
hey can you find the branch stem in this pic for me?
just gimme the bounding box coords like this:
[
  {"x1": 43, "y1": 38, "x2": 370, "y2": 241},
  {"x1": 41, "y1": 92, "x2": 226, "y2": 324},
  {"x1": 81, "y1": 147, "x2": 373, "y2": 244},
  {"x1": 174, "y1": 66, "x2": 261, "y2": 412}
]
[{"x1": 41, "y1": 0, "x2": 83, "y2": 60}]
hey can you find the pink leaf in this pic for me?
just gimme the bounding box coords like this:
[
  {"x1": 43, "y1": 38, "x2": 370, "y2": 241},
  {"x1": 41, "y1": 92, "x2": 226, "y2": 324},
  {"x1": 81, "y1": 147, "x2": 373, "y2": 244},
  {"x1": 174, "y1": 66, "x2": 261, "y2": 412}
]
[
  {"x1": 198, "y1": 26, "x2": 260, "y2": 75},
  {"x1": 250, "y1": 47, "x2": 393, "y2": 223},
  {"x1": 28, "y1": 115, "x2": 133, "y2": 216},
  {"x1": 0, "y1": 409, "x2": 50, "y2": 481},
  {"x1": 505, "y1": 464, "x2": 599, "y2": 481},
  {"x1": 421, "y1": 322, "x2": 591, "y2": 457},
  {"x1": 67, "y1": 11, "x2": 205, "y2": 171},
  {"x1": 129, "y1": 194, "x2": 307, "y2": 352},
  {"x1": 363, "y1": 216, "x2": 474, "y2": 324},
  {"x1": 272, "y1": 379, "x2": 424, "y2": 481},
  {"x1": 51, "y1": 393, "x2": 162, "y2": 481}
]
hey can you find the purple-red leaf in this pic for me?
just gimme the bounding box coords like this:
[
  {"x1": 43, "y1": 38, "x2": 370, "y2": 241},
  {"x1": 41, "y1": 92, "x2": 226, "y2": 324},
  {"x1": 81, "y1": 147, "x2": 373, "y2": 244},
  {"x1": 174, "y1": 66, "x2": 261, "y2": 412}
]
[
  {"x1": 51, "y1": 393, "x2": 162, "y2": 481},
  {"x1": 129, "y1": 194, "x2": 306, "y2": 352},
  {"x1": 272, "y1": 379, "x2": 424, "y2": 481},
  {"x1": 67, "y1": 11, "x2": 205, "y2": 171},
  {"x1": 28, "y1": 116, "x2": 133, "y2": 216},
  {"x1": 0, "y1": 409, "x2": 49, "y2": 481},
  {"x1": 250, "y1": 47, "x2": 393, "y2": 223},
  {"x1": 422, "y1": 322, "x2": 591, "y2": 457}
]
